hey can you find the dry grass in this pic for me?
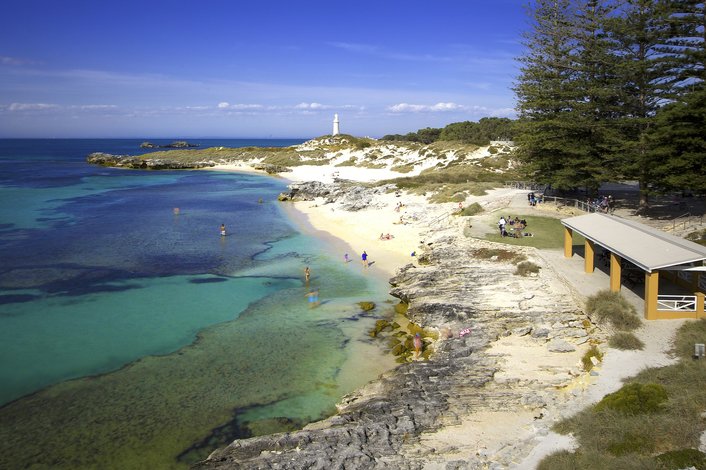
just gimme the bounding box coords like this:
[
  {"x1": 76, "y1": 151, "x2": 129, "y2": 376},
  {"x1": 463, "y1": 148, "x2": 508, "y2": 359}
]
[
  {"x1": 609, "y1": 332, "x2": 645, "y2": 350},
  {"x1": 585, "y1": 290, "x2": 642, "y2": 331},
  {"x1": 514, "y1": 261, "x2": 541, "y2": 277}
]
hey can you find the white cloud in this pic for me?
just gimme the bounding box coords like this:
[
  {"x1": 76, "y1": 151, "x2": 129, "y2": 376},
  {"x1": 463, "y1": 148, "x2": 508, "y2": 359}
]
[
  {"x1": 7, "y1": 103, "x2": 59, "y2": 111},
  {"x1": 218, "y1": 102, "x2": 264, "y2": 110},
  {"x1": 387, "y1": 102, "x2": 466, "y2": 113},
  {"x1": 430, "y1": 102, "x2": 463, "y2": 111},
  {"x1": 71, "y1": 104, "x2": 118, "y2": 110},
  {"x1": 0, "y1": 56, "x2": 35, "y2": 66},
  {"x1": 294, "y1": 102, "x2": 330, "y2": 110}
]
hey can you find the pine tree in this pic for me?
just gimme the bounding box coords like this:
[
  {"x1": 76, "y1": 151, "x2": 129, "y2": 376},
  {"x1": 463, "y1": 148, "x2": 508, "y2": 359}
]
[
  {"x1": 609, "y1": 0, "x2": 704, "y2": 209},
  {"x1": 514, "y1": 0, "x2": 584, "y2": 190},
  {"x1": 648, "y1": 85, "x2": 706, "y2": 197},
  {"x1": 605, "y1": 0, "x2": 674, "y2": 210}
]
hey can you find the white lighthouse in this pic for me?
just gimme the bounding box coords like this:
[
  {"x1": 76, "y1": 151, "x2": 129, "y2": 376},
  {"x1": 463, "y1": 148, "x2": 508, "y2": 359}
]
[{"x1": 332, "y1": 114, "x2": 340, "y2": 136}]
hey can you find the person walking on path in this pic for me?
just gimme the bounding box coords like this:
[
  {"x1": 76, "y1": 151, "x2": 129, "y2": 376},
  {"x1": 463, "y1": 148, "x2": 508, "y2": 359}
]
[
  {"x1": 361, "y1": 251, "x2": 368, "y2": 267},
  {"x1": 498, "y1": 217, "x2": 506, "y2": 236}
]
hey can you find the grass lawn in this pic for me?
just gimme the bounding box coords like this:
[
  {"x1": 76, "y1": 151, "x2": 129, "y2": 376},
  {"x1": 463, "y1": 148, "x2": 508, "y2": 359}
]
[{"x1": 479, "y1": 213, "x2": 586, "y2": 250}]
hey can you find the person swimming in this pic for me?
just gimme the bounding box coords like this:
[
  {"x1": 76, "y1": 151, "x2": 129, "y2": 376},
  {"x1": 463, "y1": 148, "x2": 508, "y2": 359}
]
[{"x1": 220, "y1": 224, "x2": 226, "y2": 236}]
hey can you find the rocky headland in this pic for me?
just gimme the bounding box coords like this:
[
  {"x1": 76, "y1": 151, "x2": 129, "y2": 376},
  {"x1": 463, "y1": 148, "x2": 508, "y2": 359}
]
[
  {"x1": 140, "y1": 140, "x2": 200, "y2": 149},
  {"x1": 86, "y1": 152, "x2": 216, "y2": 169}
]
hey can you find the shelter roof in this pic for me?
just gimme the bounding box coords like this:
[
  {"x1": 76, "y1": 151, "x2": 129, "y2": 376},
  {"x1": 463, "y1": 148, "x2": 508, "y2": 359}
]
[{"x1": 561, "y1": 213, "x2": 706, "y2": 272}]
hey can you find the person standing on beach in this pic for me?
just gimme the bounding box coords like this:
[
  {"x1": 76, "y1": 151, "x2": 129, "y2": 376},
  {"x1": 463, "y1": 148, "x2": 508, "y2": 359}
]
[
  {"x1": 304, "y1": 266, "x2": 311, "y2": 283},
  {"x1": 361, "y1": 251, "x2": 368, "y2": 267},
  {"x1": 220, "y1": 224, "x2": 226, "y2": 236}
]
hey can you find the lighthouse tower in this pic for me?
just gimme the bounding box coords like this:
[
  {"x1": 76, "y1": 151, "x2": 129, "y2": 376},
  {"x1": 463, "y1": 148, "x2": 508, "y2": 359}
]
[{"x1": 332, "y1": 114, "x2": 340, "y2": 136}]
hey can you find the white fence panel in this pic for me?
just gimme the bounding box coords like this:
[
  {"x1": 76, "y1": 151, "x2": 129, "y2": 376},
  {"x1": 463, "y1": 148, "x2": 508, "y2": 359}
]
[{"x1": 657, "y1": 295, "x2": 697, "y2": 312}]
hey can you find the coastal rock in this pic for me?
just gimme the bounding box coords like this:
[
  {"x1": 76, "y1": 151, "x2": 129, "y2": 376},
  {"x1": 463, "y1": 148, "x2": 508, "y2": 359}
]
[
  {"x1": 139, "y1": 140, "x2": 199, "y2": 149},
  {"x1": 278, "y1": 181, "x2": 333, "y2": 201},
  {"x1": 86, "y1": 152, "x2": 215, "y2": 170},
  {"x1": 251, "y1": 163, "x2": 292, "y2": 174},
  {"x1": 164, "y1": 140, "x2": 199, "y2": 148},
  {"x1": 547, "y1": 339, "x2": 577, "y2": 353}
]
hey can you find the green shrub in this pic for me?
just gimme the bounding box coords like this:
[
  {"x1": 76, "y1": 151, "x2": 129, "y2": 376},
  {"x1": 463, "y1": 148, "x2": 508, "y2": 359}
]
[
  {"x1": 515, "y1": 261, "x2": 541, "y2": 276},
  {"x1": 582, "y1": 344, "x2": 603, "y2": 371},
  {"x1": 585, "y1": 290, "x2": 641, "y2": 331},
  {"x1": 458, "y1": 202, "x2": 483, "y2": 216},
  {"x1": 594, "y1": 383, "x2": 668, "y2": 416},
  {"x1": 607, "y1": 430, "x2": 654, "y2": 456},
  {"x1": 655, "y1": 448, "x2": 706, "y2": 470},
  {"x1": 609, "y1": 332, "x2": 645, "y2": 350},
  {"x1": 538, "y1": 449, "x2": 660, "y2": 470},
  {"x1": 673, "y1": 318, "x2": 706, "y2": 360}
]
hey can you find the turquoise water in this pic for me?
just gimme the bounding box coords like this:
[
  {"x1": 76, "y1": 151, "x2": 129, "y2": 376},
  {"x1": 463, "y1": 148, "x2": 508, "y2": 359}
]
[{"x1": 0, "y1": 139, "x2": 397, "y2": 468}]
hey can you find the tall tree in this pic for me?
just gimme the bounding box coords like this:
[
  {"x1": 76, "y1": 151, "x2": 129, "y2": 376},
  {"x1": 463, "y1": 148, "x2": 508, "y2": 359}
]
[
  {"x1": 568, "y1": 0, "x2": 624, "y2": 186},
  {"x1": 514, "y1": 0, "x2": 585, "y2": 190},
  {"x1": 606, "y1": 0, "x2": 674, "y2": 210},
  {"x1": 648, "y1": 85, "x2": 706, "y2": 200},
  {"x1": 608, "y1": 0, "x2": 704, "y2": 209}
]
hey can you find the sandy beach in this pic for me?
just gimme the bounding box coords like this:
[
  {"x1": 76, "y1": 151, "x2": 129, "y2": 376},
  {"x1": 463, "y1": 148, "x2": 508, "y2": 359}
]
[{"x1": 210, "y1": 161, "x2": 688, "y2": 468}]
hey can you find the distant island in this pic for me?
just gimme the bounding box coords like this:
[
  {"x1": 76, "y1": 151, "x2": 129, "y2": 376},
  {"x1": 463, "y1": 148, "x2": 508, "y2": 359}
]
[{"x1": 140, "y1": 141, "x2": 199, "y2": 149}]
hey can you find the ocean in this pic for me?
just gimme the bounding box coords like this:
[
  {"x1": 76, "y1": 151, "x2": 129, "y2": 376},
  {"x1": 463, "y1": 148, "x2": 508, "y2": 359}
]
[{"x1": 0, "y1": 139, "x2": 397, "y2": 468}]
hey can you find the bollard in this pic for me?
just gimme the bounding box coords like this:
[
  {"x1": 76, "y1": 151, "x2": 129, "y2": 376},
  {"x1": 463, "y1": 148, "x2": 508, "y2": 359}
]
[{"x1": 695, "y1": 343, "x2": 705, "y2": 359}]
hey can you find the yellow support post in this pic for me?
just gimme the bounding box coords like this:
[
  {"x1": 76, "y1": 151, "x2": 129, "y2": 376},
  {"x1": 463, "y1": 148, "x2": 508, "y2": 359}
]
[
  {"x1": 609, "y1": 252, "x2": 621, "y2": 292},
  {"x1": 696, "y1": 292, "x2": 705, "y2": 319},
  {"x1": 584, "y1": 239, "x2": 595, "y2": 273},
  {"x1": 563, "y1": 227, "x2": 573, "y2": 258},
  {"x1": 645, "y1": 271, "x2": 660, "y2": 320}
]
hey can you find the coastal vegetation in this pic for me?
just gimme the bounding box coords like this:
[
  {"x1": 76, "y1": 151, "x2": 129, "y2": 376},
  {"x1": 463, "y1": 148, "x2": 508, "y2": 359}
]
[
  {"x1": 514, "y1": 0, "x2": 705, "y2": 210},
  {"x1": 581, "y1": 344, "x2": 603, "y2": 372},
  {"x1": 380, "y1": 117, "x2": 516, "y2": 145},
  {"x1": 585, "y1": 290, "x2": 642, "y2": 331},
  {"x1": 514, "y1": 261, "x2": 541, "y2": 277},
  {"x1": 457, "y1": 202, "x2": 484, "y2": 216},
  {"x1": 608, "y1": 332, "x2": 645, "y2": 351},
  {"x1": 540, "y1": 319, "x2": 706, "y2": 469},
  {"x1": 471, "y1": 247, "x2": 527, "y2": 264}
]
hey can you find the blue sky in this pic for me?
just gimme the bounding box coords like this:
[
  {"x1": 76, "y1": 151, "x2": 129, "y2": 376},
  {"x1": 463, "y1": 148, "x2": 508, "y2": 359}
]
[{"x1": 0, "y1": 0, "x2": 528, "y2": 138}]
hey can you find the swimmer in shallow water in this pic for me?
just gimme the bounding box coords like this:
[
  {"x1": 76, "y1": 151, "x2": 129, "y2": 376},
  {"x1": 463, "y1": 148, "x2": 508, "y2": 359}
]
[
  {"x1": 220, "y1": 224, "x2": 226, "y2": 236},
  {"x1": 305, "y1": 289, "x2": 319, "y2": 308}
]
